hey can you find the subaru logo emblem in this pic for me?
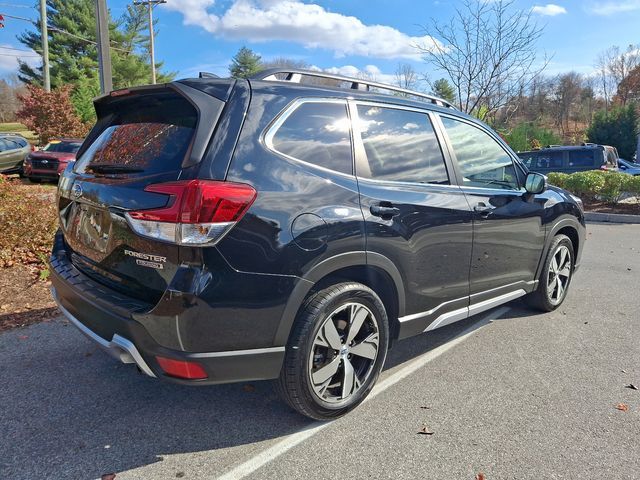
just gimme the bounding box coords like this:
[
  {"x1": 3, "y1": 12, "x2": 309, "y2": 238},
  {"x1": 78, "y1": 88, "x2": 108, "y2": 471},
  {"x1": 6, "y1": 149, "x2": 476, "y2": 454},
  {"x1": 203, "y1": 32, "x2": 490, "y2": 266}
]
[
  {"x1": 72, "y1": 183, "x2": 83, "y2": 199},
  {"x1": 41, "y1": 159, "x2": 48, "y2": 164}
]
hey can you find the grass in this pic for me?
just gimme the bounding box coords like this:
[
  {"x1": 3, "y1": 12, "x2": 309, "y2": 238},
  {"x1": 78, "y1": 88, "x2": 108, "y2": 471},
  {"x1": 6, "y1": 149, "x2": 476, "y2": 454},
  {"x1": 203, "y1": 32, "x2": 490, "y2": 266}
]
[{"x1": 0, "y1": 122, "x2": 39, "y2": 143}]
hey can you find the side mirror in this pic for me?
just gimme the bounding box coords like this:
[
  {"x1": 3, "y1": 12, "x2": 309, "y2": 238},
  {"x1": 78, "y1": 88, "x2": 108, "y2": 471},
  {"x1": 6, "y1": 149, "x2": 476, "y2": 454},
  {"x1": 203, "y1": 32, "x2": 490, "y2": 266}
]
[{"x1": 525, "y1": 172, "x2": 547, "y2": 195}]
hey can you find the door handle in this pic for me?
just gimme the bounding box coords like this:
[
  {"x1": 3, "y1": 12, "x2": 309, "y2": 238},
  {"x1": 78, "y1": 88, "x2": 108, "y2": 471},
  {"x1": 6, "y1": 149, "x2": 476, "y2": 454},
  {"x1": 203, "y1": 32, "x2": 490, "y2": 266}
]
[
  {"x1": 370, "y1": 204, "x2": 401, "y2": 219},
  {"x1": 473, "y1": 203, "x2": 494, "y2": 217}
]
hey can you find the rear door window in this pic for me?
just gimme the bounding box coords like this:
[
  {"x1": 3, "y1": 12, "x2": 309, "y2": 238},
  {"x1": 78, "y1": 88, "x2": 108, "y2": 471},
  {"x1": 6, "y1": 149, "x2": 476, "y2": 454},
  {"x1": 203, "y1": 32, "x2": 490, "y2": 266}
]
[
  {"x1": 268, "y1": 101, "x2": 353, "y2": 175},
  {"x1": 74, "y1": 93, "x2": 197, "y2": 176},
  {"x1": 355, "y1": 105, "x2": 449, "y2": 184}
]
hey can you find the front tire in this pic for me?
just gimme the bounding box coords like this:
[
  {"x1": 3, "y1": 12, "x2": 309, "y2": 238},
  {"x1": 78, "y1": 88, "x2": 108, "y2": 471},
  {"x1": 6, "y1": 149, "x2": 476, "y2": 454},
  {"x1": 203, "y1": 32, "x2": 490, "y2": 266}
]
[
  {"x1": 277, "y1": 282, "x2": 389, "y2": 420},
  {"x1": 525, "y1": 234, "x2": 574, "y2": 312}
]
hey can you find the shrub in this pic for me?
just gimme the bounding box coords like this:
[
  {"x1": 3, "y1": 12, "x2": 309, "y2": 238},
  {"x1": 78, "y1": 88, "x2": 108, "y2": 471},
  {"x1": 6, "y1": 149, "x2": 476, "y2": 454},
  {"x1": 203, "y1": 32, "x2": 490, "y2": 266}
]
[
  {"x1": 600, "y1": 172, "x2": 633, "y2": 204},
  {"x1": 547, "y1": 172, "x2": 569, "y2": 189},
  {"x1": 563, "y1": 171, "x2": 606, "y2": 201},
  {"x1": 502, "y1": 122, "x2": 562, "y2": 152},
  {"x1": 587, "y1": 104, "x2": 639, "y2": 160}
]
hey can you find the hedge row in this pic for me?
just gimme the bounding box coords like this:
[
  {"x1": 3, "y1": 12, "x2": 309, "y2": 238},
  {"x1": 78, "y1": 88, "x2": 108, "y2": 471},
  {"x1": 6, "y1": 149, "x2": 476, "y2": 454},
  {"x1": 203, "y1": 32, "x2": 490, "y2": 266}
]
[{"x1": 546, "y1": 170, "x2": 640, "y2": 204}]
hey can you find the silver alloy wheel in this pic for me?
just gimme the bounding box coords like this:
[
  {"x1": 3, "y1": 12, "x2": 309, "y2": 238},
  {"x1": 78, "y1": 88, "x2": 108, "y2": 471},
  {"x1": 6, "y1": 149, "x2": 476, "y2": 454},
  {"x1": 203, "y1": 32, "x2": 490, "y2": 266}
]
[
  {"x1": 308, "y1": 302, "x2": 380, "y2": 404},
  {"x1": 547, "y1": 245, "x2": 572, "y2": 305}
]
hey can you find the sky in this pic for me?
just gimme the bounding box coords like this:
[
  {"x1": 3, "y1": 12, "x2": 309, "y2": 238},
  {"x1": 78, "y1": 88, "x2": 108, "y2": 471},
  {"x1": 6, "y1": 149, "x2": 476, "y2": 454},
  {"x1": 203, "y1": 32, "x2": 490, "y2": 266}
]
[{"x1": 1, "y1": 0, "x2": 639, "y2": 83}]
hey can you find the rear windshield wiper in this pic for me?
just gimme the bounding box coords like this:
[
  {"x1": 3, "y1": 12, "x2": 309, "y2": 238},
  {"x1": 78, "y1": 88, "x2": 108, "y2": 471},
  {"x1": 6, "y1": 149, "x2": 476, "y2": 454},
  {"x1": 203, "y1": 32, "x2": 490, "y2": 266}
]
[{"x1": 87, "y1": 164, "x2": 144, "y2": 174}]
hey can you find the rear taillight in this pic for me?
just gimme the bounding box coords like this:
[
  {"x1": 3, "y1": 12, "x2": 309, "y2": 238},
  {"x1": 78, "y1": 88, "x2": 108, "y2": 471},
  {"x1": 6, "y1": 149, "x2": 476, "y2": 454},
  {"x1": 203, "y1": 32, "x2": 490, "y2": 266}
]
[
  {"x1": 125, "y1": 180, "x2": 257, "y2": 246},
  {"x1": 156, "y1": 356, "x2": 208, "y2": 380},
  {"x1": 30, "y1": 145, "x2": 36, "y2": 152}
]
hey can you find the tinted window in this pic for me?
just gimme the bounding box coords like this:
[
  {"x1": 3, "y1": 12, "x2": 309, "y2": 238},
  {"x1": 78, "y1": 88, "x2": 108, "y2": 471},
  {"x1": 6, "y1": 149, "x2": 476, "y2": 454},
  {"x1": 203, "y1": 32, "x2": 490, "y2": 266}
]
[
  {"x1": 0, "y1": 139, "x2": 7, "y2": 152},
  {"x1": 355, "y1": 105, "x2": 449, "y2": 184},
  {"x1": 270, "y1": 102, "x2": 353, "y2": 175},
  {"x1": 75, "y1": 93, "x2": 197, "y2": 175},
  {"x1": 441, "y1": 117, "x2": 518, "y2": 190},
  {"x1": 568, "y1": 150, "x2": 597, "y2": 167},
  {"x1": 15, "y1": 138, "x2": 27, "y2": 148},
  {"x1": 520, "y1": 151, "x2": 564, "y2": 171},
  {"x1": 2, "y1": 139, "x2": 19, "y2": 150}
]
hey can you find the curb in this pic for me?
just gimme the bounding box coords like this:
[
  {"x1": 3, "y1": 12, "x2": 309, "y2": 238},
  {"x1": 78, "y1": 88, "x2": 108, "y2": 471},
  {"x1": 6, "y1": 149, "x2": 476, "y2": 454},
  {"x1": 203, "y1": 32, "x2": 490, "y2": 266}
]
[{"x1": 584, "y1": 212, "x2": 640, "y2": 224}]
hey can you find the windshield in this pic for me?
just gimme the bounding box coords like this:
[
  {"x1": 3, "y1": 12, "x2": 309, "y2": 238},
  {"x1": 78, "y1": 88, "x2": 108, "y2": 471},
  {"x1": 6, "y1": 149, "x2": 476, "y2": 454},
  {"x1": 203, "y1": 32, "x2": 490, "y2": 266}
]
[{"x1": 43, "y1": 141, "x2": 82, "y2": 153}]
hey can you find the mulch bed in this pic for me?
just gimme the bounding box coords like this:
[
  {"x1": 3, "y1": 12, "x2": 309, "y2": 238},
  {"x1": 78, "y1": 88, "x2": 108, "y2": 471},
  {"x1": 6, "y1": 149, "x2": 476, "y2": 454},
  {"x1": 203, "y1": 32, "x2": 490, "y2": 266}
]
[
  {"x1": 583, "y1": 201, "x2": 640, "y2": 215},
  {"x1": 0, "y1": 265, "x2": 59, "y2": 333}
]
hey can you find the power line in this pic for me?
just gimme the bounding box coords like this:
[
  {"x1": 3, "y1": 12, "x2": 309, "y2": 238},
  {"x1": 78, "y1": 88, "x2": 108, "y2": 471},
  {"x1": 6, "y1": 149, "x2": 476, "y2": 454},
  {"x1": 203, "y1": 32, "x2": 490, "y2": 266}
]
[
  {"x1": 0, "y1": 46, "x2": 34, "y2": 52},
  {"x1": 0, "y1": 12, "x2": 33, "y2": 21},
  {"x1": 0, "y1": 2, "x2": 33, "y2": 8},
  {"x1": 0, "y1": 52, "x2": 40, "y2": 57}
]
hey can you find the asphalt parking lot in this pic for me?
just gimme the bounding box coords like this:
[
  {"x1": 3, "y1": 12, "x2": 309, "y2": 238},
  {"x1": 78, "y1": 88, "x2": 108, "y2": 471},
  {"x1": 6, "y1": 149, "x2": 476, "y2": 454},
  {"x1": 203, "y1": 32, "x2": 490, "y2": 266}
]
[{"x1": 1, "y1": 223, "x2": 639, "y2": 480}]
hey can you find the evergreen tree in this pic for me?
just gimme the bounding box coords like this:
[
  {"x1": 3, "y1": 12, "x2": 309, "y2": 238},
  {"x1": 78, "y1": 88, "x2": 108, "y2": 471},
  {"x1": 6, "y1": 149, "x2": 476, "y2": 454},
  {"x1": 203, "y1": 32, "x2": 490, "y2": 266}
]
[
  {"x1": 431, "y1": 78, "x2": 456, "y2": 104},
  {"x1": 16, "y1": 1, "x2": 174, "y2": 90},
  {"x1": 587, "y1": 104, "x2": 639, "y2": 159},
  {"x1": 229, "y1": 47, "x2": 262, "y2": 79}
]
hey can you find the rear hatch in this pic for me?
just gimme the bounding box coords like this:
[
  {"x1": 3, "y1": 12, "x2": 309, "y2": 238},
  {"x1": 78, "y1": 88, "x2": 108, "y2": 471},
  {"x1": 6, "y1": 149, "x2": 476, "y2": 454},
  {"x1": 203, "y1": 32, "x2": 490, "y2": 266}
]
[{"x1": 57, "y1": 81, "x2": 232, "y2": 304}]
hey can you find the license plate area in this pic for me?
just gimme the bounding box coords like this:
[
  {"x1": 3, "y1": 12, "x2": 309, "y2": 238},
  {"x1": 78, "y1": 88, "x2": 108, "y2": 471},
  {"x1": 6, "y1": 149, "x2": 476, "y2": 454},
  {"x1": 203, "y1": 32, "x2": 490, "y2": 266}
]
[{"x1": 70, "y1": 203, "x2": 112, "y2": 254}]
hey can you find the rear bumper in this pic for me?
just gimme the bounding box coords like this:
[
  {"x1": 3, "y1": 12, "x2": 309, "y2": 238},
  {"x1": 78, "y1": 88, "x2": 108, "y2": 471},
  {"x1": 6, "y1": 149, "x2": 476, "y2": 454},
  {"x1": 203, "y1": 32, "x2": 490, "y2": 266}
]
[{"x1": 50, "y1": 235, "x2": 287, "y2": 385}]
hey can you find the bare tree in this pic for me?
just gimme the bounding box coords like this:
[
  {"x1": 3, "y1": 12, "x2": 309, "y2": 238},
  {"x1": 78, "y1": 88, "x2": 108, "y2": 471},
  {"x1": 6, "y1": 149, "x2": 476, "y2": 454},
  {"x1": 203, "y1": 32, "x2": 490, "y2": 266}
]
[
  {"x1": 0, "y1": 75, "x2": 25, "y2": 123},
  {"x1": 417, "y1": 0, "x2": 548, "y2": 121},
  {"x1": 552, "y1": 72, "x2": 582, "y2": 136},
  {"x1": 394, "y1": 63, "x2": 419, "y2": 91},
  {"x1": 595, "y1": 45, "x2": 640, "y2": 107}
]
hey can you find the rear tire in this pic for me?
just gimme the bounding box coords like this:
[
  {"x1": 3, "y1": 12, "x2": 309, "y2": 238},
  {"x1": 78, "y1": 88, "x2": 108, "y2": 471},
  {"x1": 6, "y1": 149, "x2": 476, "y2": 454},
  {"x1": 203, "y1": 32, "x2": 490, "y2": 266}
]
[
  {"x1": 277, "y1": 282, "x2": 389, "y2": 420},
  {"x1": 525, "y1": 234, "x2": 574, "y2": 312}
]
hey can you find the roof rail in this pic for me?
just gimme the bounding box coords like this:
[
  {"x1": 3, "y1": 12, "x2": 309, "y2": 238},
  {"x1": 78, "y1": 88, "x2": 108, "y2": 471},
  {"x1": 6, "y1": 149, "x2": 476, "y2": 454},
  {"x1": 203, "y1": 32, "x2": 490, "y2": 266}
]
[{"x1": 252, "y1": 68, "x2": 457, "y2": 110}]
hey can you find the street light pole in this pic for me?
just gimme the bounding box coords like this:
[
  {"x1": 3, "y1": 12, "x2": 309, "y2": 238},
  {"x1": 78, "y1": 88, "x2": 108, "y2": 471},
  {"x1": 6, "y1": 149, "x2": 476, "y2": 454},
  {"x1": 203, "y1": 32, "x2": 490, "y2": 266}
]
[
  {"x1": 133, "y1": 0, "x2": 166, "y2": 84},
  {"x1": 95, "y1": 0, "x2": 113, "y2": 93},
  {"x1": 39, "y1": 0, "x2": 50, "y2": 92}
]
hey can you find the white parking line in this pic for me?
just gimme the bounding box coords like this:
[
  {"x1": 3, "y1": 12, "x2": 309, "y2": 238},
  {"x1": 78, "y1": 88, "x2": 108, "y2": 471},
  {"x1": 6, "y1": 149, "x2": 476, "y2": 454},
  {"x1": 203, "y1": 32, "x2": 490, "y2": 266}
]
[{"x1": 216, "y1": 306, "x2": 511, "y2": 480}]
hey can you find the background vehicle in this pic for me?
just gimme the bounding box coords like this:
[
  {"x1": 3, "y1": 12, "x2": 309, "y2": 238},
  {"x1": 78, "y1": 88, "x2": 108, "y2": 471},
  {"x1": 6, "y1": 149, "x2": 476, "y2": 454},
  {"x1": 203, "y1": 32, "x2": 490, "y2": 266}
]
[
  {"x1": 24, "y1": 138, "x2": 83, "y2": 183},
  {"x1": 50, "y1": 69, "x2": 585, "y2": 420},
  {"x1": 0, "y1": 133, "x2": 31, "y2": 174},
  {"x1": 618, "y1": 158, "x2": 640, "y2": 175},
  {"x1": 518, "y1": 144, "x2": 617, "y2": 175}
]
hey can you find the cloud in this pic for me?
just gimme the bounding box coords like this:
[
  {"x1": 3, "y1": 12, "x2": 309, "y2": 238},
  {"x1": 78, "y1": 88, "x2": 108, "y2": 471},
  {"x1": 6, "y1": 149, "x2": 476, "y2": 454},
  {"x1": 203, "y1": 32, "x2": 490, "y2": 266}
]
[
  {"x1": 163, "y1": 0, "x2": 439, "y2": 60},
  {"x1": 0, "y1": 44, "x2": 40, "y2": 74},
  {"x1": 531, "y1": 4, "x2": 567, "y2": 16},
  {"x1": 312, "y1": 64, "x2": 397, "y2": 85},
  {"x1": 587, "y1": 0, "x2": 640, "y2": 15}
]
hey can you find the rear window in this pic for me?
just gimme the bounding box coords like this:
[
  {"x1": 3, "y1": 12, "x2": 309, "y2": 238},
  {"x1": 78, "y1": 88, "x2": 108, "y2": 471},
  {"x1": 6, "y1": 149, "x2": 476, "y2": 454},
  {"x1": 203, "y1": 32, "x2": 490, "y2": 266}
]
[{"x1": 75, "y1": 93, "x2": 197, "y2": 175}]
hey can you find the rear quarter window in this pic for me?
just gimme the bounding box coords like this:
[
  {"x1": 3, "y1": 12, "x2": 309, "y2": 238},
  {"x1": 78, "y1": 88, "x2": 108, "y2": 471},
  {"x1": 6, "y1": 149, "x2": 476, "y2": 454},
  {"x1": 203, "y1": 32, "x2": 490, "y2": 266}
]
[
  {"x1": 268, "y1": 101, "x2": 353, "y2": 175},
  {"x1": 568, "y1": 150, "x2": 597, "y2": 168}
]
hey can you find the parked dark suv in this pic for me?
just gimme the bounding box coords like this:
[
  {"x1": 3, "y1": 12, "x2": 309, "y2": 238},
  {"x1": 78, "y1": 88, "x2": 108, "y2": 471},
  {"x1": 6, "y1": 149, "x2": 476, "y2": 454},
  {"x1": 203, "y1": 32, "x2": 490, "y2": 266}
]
[
  {"x1": 518, "y1": 144, "x2": 618, "y2": 175},
  {"x1": 50, "y1": 69, "x2": 585, "y2": 420}
]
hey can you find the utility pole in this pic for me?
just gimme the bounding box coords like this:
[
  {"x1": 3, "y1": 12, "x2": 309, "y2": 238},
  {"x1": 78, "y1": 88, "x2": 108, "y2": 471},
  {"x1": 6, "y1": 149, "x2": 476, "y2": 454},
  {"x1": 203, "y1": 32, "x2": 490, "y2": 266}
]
[
  {"x1": 133, "y1": 0, "x2": 165, "y2": 84},
  {"x1": 95, "y1": 0, "x2": 113, "y2": 93},
  {"x1": 39, "y1": 0, "x2": 50, "y2": 92}
]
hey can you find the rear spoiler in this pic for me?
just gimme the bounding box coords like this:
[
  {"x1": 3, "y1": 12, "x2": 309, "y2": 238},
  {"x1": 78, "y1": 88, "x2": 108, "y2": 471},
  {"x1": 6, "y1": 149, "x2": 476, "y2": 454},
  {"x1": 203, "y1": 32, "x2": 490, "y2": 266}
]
[{"x1": 81, "y1": 80, "x2": 236, "y2": 169}]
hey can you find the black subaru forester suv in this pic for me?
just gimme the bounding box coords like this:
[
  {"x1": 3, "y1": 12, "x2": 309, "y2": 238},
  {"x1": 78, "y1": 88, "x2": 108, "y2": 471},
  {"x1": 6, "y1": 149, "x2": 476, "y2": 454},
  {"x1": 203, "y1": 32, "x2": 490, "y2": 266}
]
[{"x1": 50, "y1": 69, "x2": 585, "y2": 420}]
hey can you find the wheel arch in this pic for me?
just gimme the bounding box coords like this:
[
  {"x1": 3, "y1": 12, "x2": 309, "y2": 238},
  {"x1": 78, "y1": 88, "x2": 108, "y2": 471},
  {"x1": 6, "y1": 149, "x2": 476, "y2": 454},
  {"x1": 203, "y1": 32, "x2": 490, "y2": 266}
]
[
  {"x1": 536, "y1": 217, "x2": 583, "y2": 279},
  {"x1": 273, "y1": 252, "x2": 406, "y2": 346}
]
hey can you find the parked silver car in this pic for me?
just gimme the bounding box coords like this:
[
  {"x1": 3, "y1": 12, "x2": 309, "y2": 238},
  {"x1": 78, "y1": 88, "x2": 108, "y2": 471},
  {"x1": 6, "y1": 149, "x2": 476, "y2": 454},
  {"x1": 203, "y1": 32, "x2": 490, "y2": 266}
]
[{"x1": 0, "y1": 133, "x2": 32, "y2": 174}]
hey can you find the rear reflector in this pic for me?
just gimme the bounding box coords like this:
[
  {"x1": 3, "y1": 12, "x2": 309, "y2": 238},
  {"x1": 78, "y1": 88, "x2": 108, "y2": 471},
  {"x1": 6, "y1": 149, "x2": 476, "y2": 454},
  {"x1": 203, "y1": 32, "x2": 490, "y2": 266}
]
[
  {"x1": 125, "y1": 180, "x2": 257, "y2": 246},
  {"x1": 156, "y1": 356, "x2": 208, "y2": 380}
]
